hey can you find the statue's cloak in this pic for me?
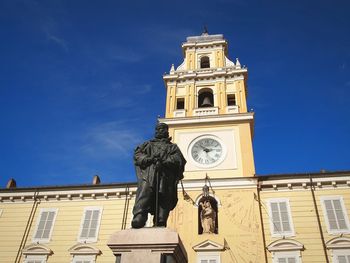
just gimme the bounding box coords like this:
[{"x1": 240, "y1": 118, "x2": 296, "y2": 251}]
[{"x1": 134, "y1": 137, "x2": 186, "y2": 213}]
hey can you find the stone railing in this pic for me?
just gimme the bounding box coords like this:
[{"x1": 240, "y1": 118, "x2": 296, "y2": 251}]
[{"x1": 193, "y1": 107, "x2": 218, "y2": 116}]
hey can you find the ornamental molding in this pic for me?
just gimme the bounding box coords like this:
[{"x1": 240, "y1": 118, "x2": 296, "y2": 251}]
[
  {"x1": 267, "y1": 239, "x2": 304, "y2": 252},
  {"x1": 326, "y1": 237, "x2": 350, "y2": 249},
  {"x1": 68, "y1": 243, "x2": 101, "y2": 255},
  {"x1": 22, "y1": 244, "x2": 53, "y2": 256},
  {"x1": 193, "y1": 239, "x2": 225, "y2": 252},
  {"x1": 159, "y1": 113, "x2": 254, "y2": 126},
  {"x1": 259, "y1": 176, "x2": 350, "y2": 191}
]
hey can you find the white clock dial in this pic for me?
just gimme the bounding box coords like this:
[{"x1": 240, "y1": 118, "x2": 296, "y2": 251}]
[{"x1": 189, "y1": 136, "x2": 226, "y2": 167}]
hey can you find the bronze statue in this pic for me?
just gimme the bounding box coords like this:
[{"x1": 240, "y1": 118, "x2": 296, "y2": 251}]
[{"x1": 131, "y1": 122, "x2": 186, "y2": 228}]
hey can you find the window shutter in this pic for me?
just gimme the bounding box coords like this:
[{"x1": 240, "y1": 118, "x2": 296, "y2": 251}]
[
  {"x1": 34, "y1": 209, "x2": 57, "y2": 241},
  {"x1": 279, "y1": 202, "x2": 291, "y2": 232},
  {"x1": 269, "y1": 200, "x2": 293, "y2": 235},
  {"x1": 323, "y1": 197, "x2": 349, "y2": 232},
  {"x1": 337, "y1": 256, "x2": 346, "y2": 263},
  {"x1": 79, "y1": 207, "x2": 102, "y2": 242},
  {"x1": 271, "y1": 202, "x2": 281, "y2": 232}
]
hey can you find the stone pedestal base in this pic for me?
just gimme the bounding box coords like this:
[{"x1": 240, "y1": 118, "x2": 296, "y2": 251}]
[{"x1": 107, "y1": 227, "x2": 187, "y2": 263}]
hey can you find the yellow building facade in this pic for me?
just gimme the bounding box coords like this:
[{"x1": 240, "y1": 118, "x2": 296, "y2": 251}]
[{"x1": 1, "y1": 32, "x2": 350, "y2": 263}]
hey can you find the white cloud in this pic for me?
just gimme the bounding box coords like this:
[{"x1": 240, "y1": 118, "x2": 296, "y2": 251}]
[{"x1": 81, "y1": 121, "x2": 144, "y2": 159}]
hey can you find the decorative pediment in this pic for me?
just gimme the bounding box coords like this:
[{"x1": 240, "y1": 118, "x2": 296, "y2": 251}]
[
  {"x1": 22, "y1": 244, "x2": 53, "y2": 255},
  {"x1": 68, "y1": 243, "x2": 101, "y2": 255},
  {"x1": 193, "y1": 240, "x2": 224, "y2": 252},
  {"x1": 267, "y1": 239, "x2": 304, "y2": 252},
  {"x1": 326, "y1": 237, "x2": 350, "y2": 249}
]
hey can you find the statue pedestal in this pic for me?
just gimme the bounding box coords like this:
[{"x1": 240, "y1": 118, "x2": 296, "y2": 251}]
[{"x1": 107, "y1": 227, "x2": 188, "y2": 263}]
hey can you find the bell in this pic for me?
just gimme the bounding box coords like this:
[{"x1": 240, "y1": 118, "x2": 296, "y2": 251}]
[{"x1": 201, "y1": 96, "x2": 213, "y2": 107}]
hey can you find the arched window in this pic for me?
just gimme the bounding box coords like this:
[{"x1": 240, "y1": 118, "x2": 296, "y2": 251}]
[
  {"x1": 198, "y1": 196, "x2": 218, "y2": 234},
  {"x1": 200, "y1": 56, "x2": 210, "y2": 68},
  {"x1": 198, "y1": 89, "x2": 214, "y2": 108}
]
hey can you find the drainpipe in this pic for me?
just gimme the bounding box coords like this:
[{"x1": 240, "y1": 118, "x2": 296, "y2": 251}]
[
  {"x1": 309, "y1": 175, "x2": 329, "y2": 263},
  {"x1": 256, "y1": 181, "x2": 268, "y2": 263},
  {"x1": 15, "y1": 190, "x2": 40, "y2": 263}
]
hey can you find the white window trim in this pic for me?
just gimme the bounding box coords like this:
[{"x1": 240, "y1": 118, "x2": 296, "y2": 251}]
[
  {"x1": 72, "y1": 255, "x2": 95, "y2": 263},
  {"x1": 272, "y1": 251, "x2": 301, "y2": 263},
  {"x1": 320, "y1": 196, "x2": 350, "y2": 235},
  {"x1": 23, "y1": 254, "x2": 47, "y2": 263},
  {"x1": 332, "y1": 249, "x2": 350, "y2": 263},
  {"x1": 197, "y1": 252, "x2": 221, "y2": 263},
  {"x1": 267, "y1": 198, "x2": 295, "y2": 237},
  {"x1": 32, "y1": 208, "x2": 58, "y2": 243},
  {"x1": 77, "y1": 206, "x2": 103, "y2": 243}
]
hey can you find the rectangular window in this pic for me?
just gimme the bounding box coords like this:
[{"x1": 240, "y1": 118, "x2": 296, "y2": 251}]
[
  {"x1": 78, "y1": 207, "x2": 103, "y2": 243},
  {"x1": 273, "y1": 252, "x2": 300, "y2": 263},
  {"x1": 197, "y1": 253, "x2": 220, "y2": 263},
  {"x1": 72, "y1": 255, "x2": 94, "y2": 263},
  {"x1": 268, "y1": 198, "x2": 294, "y2": 237},
  {"x1": 176, "y1": 98, "x2": 185, "y2": 110},
  {"x1": 33, "y1": 208, "x2": 58, "y2": 243},
  {"x1": 227, "y1": 94, "x2": 236, "y2": 106},
  {"x1": 321, "y1": 196, "x2": 350, "y2": 234},
  {"x1": 333, "y1": 249, "x2": 350, "y2": 263},
  {"x1": 24, "y1": 255, "x2": 46, "y2": 263}
]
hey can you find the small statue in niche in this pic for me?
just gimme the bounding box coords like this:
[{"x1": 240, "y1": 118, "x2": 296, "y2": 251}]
[{"x1": 200, "y1": 200, "x2": 216, "y2": 234}]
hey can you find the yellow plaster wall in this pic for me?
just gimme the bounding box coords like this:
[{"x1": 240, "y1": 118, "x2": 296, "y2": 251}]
[
  {"x1": 0, "y1": 197, "x2": 135, "y2": 263},
  {"x1": 0, "y1": 203, "x2": 33, "y2": 263},
  {"x1": 260, "y1": 187, "x2": 350, "y2": 263},
  {"x1": 168, "y1": 188, "x2": 265, "y2": 263}
]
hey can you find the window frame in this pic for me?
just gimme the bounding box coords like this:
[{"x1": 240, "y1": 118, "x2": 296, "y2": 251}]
[
  {"x1": 320, "y1": 196, "x2": 350, "y2": 235},
  {"x1": 267, "y1": 198, "x2": 295, "y2": 237},
  {"x1": 72, "y1": 255, "x2": 95, "y2": 263},
  {"x1": 77, "y1": 206, "x2": 103, "y2": 243},
  {"x1": 197, "y1": 252, "x2": 220, "y2": 263},
  {"x1": 273, "y1": 251, "x2": 301, "y2": 263},
  {"x1": 32, "y1": 208, "x2": 58, "y2": 243},
  {"x1": 23, "y1": 255, "x2": 47, "y2": 263},
  {"x1": 332, "y1": 249, "x2": 350, "y2": 263}
]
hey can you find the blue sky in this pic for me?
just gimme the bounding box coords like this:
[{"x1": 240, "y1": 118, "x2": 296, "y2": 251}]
[{"x1": 0, "y1": 0, "x2": 349, "y2": 188}]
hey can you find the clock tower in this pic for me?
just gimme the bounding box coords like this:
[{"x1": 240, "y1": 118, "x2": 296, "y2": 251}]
[{"x1": 159, "y1": 31, "x2": 255, "y2": 179}]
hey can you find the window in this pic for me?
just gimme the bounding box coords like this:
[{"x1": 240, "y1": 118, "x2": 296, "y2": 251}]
[
  {"x1": 333, "y1": 249, "x2": 350, "y2": 263},
  {"x1": 227, "y1": 94, "x2": 236, "y2": 106},
  {"x1": 72, "y1": 255, "x2": 94, "y2": 263},
  {"x1": 268, "y1": 199, "x2": 295, "y2": 237},
  {"x1": 321, "y1": 196, "x2": 350, "y2": 234},
  {"x1": 274, "y1": 254, "x2": 299, "y2": 263},
  {"x1": 198, "y1": 254, "x2": 220, "y2": 263},
  {"x1": 267, "y1": 240, "x2": 303, "y2": 263},
  {"x1": 33, "y1": 208, "x2": 58, "y2": 243},
  {"x1": 78, "y1": 207, "x2": 103, "y2": 243},
  {"x1": 200, "y1": 56, "x2": 210, "y2": 68},
  {"x1": 176, "y1": 98, "x2": 185, "y2": 110},
  {"x1": 23, "y1": 255, "x2": 46, "y2": 263}
]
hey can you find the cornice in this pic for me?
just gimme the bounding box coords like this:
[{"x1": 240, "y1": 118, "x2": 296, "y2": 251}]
[
  {"x1": 163, "y1": 67, "x2": 247, "y2": 83},
  {"x1": 159, "y1": 112, "x2": 254, "y2": 126}
]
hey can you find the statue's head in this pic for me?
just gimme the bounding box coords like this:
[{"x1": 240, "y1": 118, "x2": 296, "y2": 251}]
[{"x1": 155, "y1": 122, "x2": 169, "y2": 139}]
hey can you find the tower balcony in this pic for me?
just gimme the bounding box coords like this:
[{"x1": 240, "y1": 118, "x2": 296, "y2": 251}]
[{"x1": 193, "y1": 107, "x2": 218, "y2": 116}]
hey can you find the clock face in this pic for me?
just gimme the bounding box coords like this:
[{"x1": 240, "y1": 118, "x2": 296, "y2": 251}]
[{"x1": 189, "y1": 135, "x2": 226, "y2": 168}]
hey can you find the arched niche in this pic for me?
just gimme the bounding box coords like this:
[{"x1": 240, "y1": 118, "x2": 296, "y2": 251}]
[{"x1": 197, "y1": 195, "x2": 218, "y2": 234}]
